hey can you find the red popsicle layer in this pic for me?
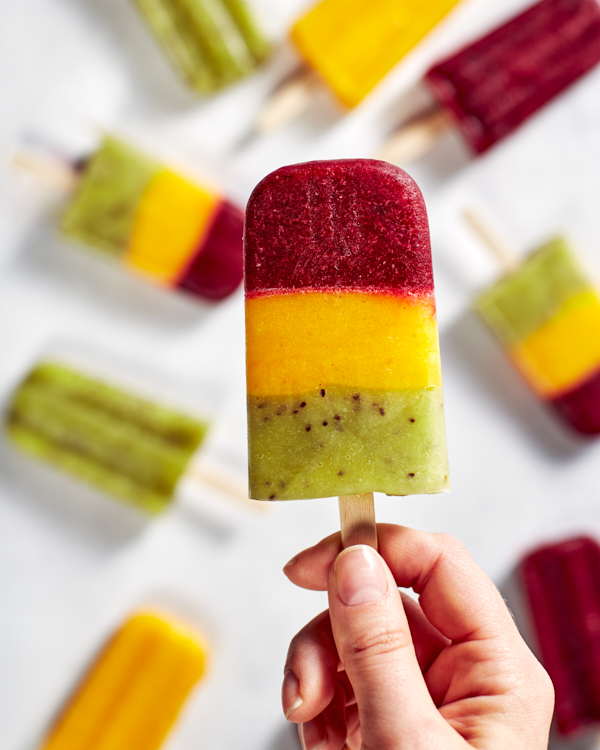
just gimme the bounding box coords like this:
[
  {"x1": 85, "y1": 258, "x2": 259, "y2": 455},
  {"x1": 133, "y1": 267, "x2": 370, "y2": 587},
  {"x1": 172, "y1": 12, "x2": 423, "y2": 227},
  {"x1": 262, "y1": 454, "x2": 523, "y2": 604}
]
[
  {"x1": 177, "y1": 200, "x2": 244, "y2": 299},
  {"x1": 550, "y1": 368, "x2": 600, "y2": 435},
  {"x1": 244, "y1": 159, "x2": 434, "y2": 297}
]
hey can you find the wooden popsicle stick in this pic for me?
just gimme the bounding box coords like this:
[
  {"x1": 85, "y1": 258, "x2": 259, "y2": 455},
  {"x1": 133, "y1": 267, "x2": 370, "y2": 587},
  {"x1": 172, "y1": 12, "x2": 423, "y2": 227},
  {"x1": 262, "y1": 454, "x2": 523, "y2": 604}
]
[
  {"x1": 377, "y1": 108, "x2": 451, "y2": 165},
  {"x1": 187, "y1": 462, "x2": 269, "y2": 514},
  {"x1": 462, "y1": 208, "x2": 521, "y2": 275},
  {"x1": 255, "y1": 68, "x2": 321, "y2": 134},
  {"x1": 11, "y1": 151, "x2": 79, "y2": 192},
  {"x1": 339, "y1": 493, "x2": 377, "y2": 550}
]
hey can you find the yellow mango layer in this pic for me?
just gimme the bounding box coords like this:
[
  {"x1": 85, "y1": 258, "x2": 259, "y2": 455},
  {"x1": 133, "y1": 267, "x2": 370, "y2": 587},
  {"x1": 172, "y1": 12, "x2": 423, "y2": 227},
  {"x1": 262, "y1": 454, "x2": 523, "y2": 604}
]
[
  {"x1": 41, "y1": 612, "x2": 208, "y2": 750},
  {"x1": 246, "y1": 291, "x2": 441, "y2": 396},
  {"x1": 291, "y1": 0, "x2": 461, "y2": 108},
  {"x1": 125, "y1": 170, "x2": 220, "y2": 285},
  {"x1": 509, "y1": 290, "x2": 600, "y2": 398}
]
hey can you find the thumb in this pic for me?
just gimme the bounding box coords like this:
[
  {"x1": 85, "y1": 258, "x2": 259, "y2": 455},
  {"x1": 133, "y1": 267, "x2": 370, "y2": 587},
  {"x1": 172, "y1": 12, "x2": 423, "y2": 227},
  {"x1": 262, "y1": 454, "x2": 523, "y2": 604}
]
[{"x1": 328, "y1": 545, "x2": 450, "y2": 749}]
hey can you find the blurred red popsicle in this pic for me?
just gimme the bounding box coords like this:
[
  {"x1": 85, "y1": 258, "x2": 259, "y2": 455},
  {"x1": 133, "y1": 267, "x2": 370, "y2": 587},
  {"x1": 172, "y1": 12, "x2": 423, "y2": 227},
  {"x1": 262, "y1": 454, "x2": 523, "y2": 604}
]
[{"x1": 521, "y1": 536, "x2": 600, "y2": 736}]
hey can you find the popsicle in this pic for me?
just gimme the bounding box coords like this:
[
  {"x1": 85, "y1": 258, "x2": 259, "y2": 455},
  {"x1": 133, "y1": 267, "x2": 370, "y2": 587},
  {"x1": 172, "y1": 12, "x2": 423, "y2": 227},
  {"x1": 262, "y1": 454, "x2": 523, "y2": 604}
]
[
  {"x1": 39, "y1": 611, "x2": 208, "y2": 750},
  {"x1": 521, "y1": 536, "x2": 600, "y2": 738},
  {"x1": 380, "y1": 0, "x2": 600, "y2": 163},
  {"x1": 131, "y1": 0, "x2": 270, "y2": 94},
  {"x1": 475, "y1": 235, "x2": 600, "y2": 436},
  {"x1": 244, "y1": 159, "x2": 449, "y2": 542},
  {"x1": 61, "y1": 136, "x2": 244, "y2": 301},
  {"x1": 256, "y1": 0, "x2": 463, "y2": 133},
  {"x1": 5, "y1": 359, "x2": 252, "y2": 515}
]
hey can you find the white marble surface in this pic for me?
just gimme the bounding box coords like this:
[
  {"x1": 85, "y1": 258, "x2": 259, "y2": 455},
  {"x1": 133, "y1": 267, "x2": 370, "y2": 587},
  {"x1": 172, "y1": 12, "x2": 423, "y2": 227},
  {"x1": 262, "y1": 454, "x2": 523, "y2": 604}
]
[{"x1": 1, "y1": 0, "x2": 600, "y2": 748}]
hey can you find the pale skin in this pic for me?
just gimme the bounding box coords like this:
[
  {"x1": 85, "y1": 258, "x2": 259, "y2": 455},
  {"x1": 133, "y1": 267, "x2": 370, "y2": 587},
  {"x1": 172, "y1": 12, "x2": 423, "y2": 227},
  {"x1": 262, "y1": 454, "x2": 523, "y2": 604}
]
[{"x1": 282, "y1": 525, "x2": 554, "y2": 750}]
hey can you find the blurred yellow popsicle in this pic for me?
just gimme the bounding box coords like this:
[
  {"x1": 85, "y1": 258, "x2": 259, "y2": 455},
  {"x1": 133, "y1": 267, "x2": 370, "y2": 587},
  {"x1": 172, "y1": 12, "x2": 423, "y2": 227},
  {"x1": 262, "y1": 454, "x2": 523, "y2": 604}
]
[
  {"x1": 291, "y1": 0, "x2": 462, "y2": 107},
  {"x1": 40, "y1": 612, "x2": 208, "y2": 750}
]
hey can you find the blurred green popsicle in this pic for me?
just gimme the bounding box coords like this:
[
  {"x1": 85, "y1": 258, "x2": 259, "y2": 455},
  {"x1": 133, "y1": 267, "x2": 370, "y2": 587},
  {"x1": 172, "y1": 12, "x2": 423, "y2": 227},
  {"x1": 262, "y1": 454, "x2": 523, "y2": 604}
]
[
  {"x1": 474, "y1": 237, "x2": 600, "y2": 436},
  {"x1": 5, "y1": 362, "x2": 208, "y2": 514},
  {"x1": 133, "y1": 0, "x2": 271, "y2": 93},
  {"x1": 475, "y1": 237, "x2": 591, "y2": 346},
  {"x1": 62, "y1": 137, "x2": 161, "y2": 258}
]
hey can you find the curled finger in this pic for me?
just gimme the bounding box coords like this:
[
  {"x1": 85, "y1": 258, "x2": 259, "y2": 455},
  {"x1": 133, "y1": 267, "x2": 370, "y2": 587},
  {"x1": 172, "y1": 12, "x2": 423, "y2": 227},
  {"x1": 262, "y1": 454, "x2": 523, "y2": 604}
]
[{"x1": 284, "y1": 610, "x2": 339, "y2": 724}]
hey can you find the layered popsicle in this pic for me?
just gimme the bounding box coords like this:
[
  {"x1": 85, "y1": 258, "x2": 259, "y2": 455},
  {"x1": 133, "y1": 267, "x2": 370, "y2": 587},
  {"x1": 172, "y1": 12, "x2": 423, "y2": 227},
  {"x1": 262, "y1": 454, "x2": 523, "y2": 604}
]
[
  {"x1": 244, "y1": 159, "x2": 449, "y2": 501},
  {"x1": 132, "y1": 0, "x2": 270, "y2": 93},
  {"x1": 39, "y1": 611, "x2": 208, "y2": 750},
  {"x1": 290, "y1": 0, "x2": 463, "y2": 108},
  {"x1": 476, "y1": 237, "x2": 600, "y2": 436},
  {"x1": 425, "y1": 0, "x2": 600, "y2": 154},
  {"x1": 521, "y1": 536, "x2": 600, "y2": 737},
  {"x1": 5, "y1": 360, "x2": 208, "y2": 514},
  {"x1": 62, "y1": 136, "x2": 244, "y2": 301}
]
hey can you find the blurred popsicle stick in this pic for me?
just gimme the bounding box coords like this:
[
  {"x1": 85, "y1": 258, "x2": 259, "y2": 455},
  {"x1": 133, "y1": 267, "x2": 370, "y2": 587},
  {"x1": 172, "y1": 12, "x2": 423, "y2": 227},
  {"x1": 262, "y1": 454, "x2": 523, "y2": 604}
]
[
  {"x1": 339, "y1": 493, "x2": 377, "y2": 549},
  {"x1": 188, "y1": 462, "x2": 269, "y2": 514},
  {"x1": 11, "y1": 150, "x2": 78, "y2": 192},
  {"x1": 255, "y1": 68, "x2": 321, "y2": 134},
  {"x1": 377, "y1": 108, "x2": 450, "y2": 165},
  {"x1": 462, "y1": 207, "x2": 521, "y2": 274}
]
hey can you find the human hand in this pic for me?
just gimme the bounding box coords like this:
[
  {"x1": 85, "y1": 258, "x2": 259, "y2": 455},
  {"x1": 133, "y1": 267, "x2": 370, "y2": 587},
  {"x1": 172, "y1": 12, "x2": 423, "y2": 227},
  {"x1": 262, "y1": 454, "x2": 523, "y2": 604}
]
[{"x1": 281, "y1": 525, "x2": 554, "y2": 749}]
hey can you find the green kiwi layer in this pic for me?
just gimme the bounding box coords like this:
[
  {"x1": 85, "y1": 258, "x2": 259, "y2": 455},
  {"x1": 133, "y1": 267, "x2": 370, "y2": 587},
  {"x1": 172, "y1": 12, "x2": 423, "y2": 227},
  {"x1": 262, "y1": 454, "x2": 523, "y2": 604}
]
[
  {"x1": 248, "y1": 385, "x2": 449, "y2": 501},
  {"x1": 475, "y1": 237, "x2": 590, "y2": 345},
  {"x1": 62, "y1": 137, "x2": 160, "y2": 258}
]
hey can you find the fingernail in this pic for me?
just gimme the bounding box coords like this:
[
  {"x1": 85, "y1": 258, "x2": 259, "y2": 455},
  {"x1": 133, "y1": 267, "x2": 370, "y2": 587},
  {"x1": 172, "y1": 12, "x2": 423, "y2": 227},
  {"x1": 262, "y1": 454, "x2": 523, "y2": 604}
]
[
  {"x1": 299, "y1": 717, "x2": 327, "y2": 750},
  {"x1": 335, "y1": 545, "x2": 387, "y2": 606},
  {"x1": 282, "y1": 669, "x2": 303, "y2": 719},
  {"x1": 283, "y1": 554, "x2": 299, "y2": 571}
]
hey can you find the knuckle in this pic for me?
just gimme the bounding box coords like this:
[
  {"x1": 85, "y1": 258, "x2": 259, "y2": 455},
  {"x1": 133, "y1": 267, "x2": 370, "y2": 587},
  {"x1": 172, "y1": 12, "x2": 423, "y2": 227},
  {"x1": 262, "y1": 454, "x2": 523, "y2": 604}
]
[
  {"x1": 510, "y1": 654, "x2": 555, "y2": 727},
  {"x1": 347, "y1": 621, "x2": 412, "y2": 661},
  {"x1": 435, "y1": 532, "x2": 467, "y2": 557}
]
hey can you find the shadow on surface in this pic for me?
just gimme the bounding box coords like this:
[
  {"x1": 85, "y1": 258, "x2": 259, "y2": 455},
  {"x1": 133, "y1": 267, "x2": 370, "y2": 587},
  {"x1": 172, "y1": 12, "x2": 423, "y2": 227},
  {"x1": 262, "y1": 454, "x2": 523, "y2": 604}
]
[
  {"x1": 233, "y1": 49, "x2": 344, "y2": 154},
  {"x1": 379, "y1": 84, "x2": 472, "y2": 182},
  {"x1": 442, "y1": 310, "x2": 590, "y2": 460},
  {"x1": 12, "y1": 213, "x2": 218, "y2": 332},
  {"x1": 71, "y1": 0, "x2": 201, "y2": 112},
  {"x1": 266, "y1": 722, "x2": 302, "y2": 750},
  {"x1": 0, "y1": 438, "x2": 148, "y2": 550}
]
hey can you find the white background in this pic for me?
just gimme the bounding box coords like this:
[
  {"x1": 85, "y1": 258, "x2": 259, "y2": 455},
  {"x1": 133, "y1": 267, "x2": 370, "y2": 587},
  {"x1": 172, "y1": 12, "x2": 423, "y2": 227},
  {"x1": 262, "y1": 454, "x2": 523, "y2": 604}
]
[{"x1": 1, "y1": 0, "x2": 600, "y2": 748}]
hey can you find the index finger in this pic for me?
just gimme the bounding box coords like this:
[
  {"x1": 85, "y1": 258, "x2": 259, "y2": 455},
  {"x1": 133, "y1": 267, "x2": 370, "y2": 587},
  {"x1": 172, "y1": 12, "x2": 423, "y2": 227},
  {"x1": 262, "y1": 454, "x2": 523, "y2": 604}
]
[{"x1": 284, "y1": 524, "x2": 517, "y2": 643}]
